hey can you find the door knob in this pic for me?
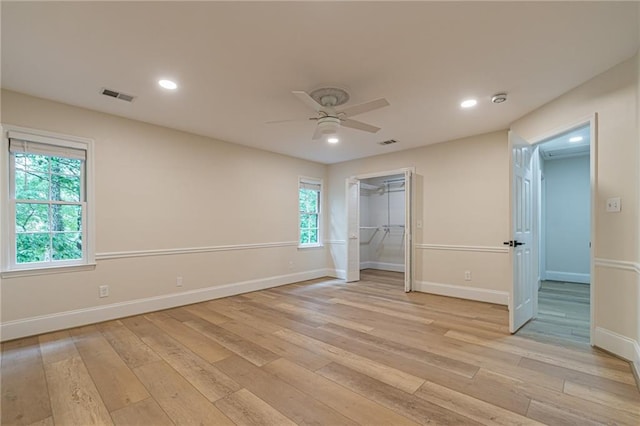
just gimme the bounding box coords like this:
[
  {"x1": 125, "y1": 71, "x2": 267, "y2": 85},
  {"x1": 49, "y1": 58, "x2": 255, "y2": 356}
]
[{"x1": 514, "y1": 240, "x2": 524, "y2": 246}]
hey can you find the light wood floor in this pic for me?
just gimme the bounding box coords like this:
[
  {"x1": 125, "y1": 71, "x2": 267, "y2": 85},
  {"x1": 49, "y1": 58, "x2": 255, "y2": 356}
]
[
  {"x1": 519, "y1": 281, "x2": 590, "y2": 345},
  {"x1": 2, "y1": 270, "x2": 639, "y2": 425}
]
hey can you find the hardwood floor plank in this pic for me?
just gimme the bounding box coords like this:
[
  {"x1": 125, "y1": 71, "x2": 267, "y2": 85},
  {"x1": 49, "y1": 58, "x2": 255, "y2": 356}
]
[
  {"x1": 96, "y1": 320, "x2": 161, "y2": 369},
  {"x1": 110, "y1": 397, "x2": 173, "y2": 426},
  {"x1": 184, "y1": 317, "x2": 279, "y2": 366},
  {"x1": 275, "y1": 301, "x2": 375, "y2": 333},
  {"x1": 1, "y1": 337, "x2": 52, "y2": 426},
  {"x1": 264, "y1": 358, "x2": 419, "y2": 426},
  {"x1": 445, "y1": 329, "x2": 636, "y2": 385},
  {"x1": 26, "y1": 416, "x2": 54, "y2": 426},
  {"x1": 133, "y1": 360, "x2": 234, "y2": 425},
  {"x1": 218, "y1": 319, "x2": 331, "y2": 371},
  {"x1": 70, "y1": 325, "x2": 149, "y2": 412},
  {"x1": 319, "y1": 322, "x2": 480, "y2": 378},
  {"x1": 563, "y1": 381, "x2": 640, "y2": 415},
  {"x1": 140, "y1": 333, "x2": 240, "y2": 402},
  {"x1": 215, "y1": 355, "x2": 357, "y2": 425},
  {"x1": 519, "y1": 356, "x2": 640, "y2": 398},
  {"x1": 415, "y1": 381, "x2": 543, "y2": 426},
  {"x1": 526, "y1": 399, "x2": 604, "y2": 426},
  {"x1": 214, "y1": 389, "x2": 297, "y2": 426},
  {"x1": 274, "y1": 328, "x2": 425, "y2": 393},
  {"x1": 317, "y1": 362, "x2": 482, "y2": 425},
  {"x1": 38, "y1": 330, "x2": 79, "y2": 364},
  {"x1": 328, "y1": 297, "x2": 435, "y2": 325},
  {"x1": 44, "y1": 355, "x2": 113, "y2": 425},
  {"x1": 140, "y1": 312, "x2": 233, "y2": 363},
  {"x1": 183, "y1": 303, "x2": 232, "y2": 325}
]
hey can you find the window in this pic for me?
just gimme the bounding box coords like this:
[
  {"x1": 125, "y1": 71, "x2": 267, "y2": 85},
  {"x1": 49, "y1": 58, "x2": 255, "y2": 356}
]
[
  {"x1": 299, "y1": 177, "x2": 322, "y2": 247},
  {"x1": 3, "y1": 128, "x2": 94, "y2": 272}
]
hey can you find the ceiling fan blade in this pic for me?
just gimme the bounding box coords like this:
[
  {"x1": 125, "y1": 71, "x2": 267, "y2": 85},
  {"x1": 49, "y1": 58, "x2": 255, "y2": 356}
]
[
  {"x1": 292, "y1": 90, "x2": 324, "y2": 112},
  {"x1": 312, "y1": 125, "x2": 323, "y2": 140},
  {"x1": 341, "y1": 118, "x2": 381, "y2": 133},
  {"x1": 338, "y1": 98, "x2": 389, "y2": 117},
  {"x1": 265, "y1": 117, "x2": 316, "y2": 125}
]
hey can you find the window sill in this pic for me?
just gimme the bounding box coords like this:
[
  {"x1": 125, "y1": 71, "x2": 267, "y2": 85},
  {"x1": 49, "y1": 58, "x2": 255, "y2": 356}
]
[
  {"x1": 1, "y1": 263, "x2": 97, "y2": 279},
  {"x1": 298, "y1": 243, "x2": 324, "y2": 249}
]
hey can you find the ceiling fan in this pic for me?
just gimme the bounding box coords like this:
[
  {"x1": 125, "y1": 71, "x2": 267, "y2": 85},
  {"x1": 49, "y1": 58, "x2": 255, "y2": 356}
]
[{"x1": 268, "y1": 88, "x2": 390, "y2": 140}]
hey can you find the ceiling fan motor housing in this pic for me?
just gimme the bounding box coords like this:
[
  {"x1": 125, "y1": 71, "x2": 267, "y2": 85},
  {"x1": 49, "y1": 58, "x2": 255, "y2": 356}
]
[{"x1": 317, "y1": 116, "x2": 341, "y2": 135}]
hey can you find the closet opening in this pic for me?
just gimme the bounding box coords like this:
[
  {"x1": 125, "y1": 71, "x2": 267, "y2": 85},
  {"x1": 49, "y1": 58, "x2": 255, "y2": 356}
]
[
  {"x1": 359, "y1": 174, "x2": 406, "y2": 283},
  {"x1": 345, "y1": 168, "x2": 413, "y2": 291}
]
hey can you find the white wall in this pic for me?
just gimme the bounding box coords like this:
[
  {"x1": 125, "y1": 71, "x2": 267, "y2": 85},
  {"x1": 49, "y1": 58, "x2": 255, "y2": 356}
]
[
  {"x1": 543, "y1": 155, "x2": 591, "y2": 283},
  {"x1": 328, "y1": 131, "x2": 511, "y2": 305},
  {"x1": 512, "y1": 53, "x2": 639, "y2": 366},
  {"x1": 0, "y1": 90, "x2": 328, "y2": 340}
]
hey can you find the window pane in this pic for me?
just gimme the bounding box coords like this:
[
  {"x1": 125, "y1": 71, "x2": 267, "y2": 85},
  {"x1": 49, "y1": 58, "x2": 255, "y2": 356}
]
[
  {"x1": 15, "y1": 170, "x2": 50, "y2": 200},
  {"x1": 15, "y1": 203, "x2": 49, "y2": 232},
  {"x1": 300, "y1": 228, "x2": 310, "y2": 244},
  {"x1": 16, "y1": 233, "x2": 50, "y2": 263},
  {"x1": 301, "y1": 213, "x2": 318, "y2": 229},
  {"x1": 299, "y1": 189, "x2": 319, "y2": 213},
  {"x1": 309, "y1": 229, "x2": 318, "y2": 244},
  {"x1": 50, "y1": 157, "x2": 81, "y2": 176},
  {"x1": 52, "y1": 204, "x2": 82, "y2": 232},
  {"x1": 52, "y1": 232, "x2": 82, "y2": 260},
  {"x1": 16, "y1": 153, "x2": 49, "y2": 174},
  {"x1": 51, "y1": 174, "x2": 81, "y2": 202}
]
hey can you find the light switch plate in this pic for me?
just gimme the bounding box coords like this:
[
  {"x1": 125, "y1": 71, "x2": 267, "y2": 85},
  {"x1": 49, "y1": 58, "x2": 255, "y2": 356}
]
[{"x1": 606, "y1": 197, "x2": 621, "y2": 212}]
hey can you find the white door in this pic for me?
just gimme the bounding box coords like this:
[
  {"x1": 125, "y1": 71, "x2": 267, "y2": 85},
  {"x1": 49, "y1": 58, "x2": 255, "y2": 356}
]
[
  {"x1": 509, "y1": 131, "x2": 534, "y2": 333},
  {"x1": 346, "y1": 178, "x2": 360, "y2": 282},
  {"x1": 404, "y1": 170, "x2": 412, "y2": 292}
]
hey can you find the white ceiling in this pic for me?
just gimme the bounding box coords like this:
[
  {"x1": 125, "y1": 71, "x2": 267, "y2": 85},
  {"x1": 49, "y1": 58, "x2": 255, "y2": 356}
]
[{"x1": 2, "y1": 2, "x2": 638, "y2": 164}]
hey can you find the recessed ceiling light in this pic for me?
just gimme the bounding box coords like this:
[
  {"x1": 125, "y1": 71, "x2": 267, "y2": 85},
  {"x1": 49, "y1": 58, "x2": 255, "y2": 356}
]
[
  {"x1": 569, "y1": 136, "x2": 583, "y2": 143},
  {"x1": 460, "y1": 99, "x2": 477, "y2": 108},
  {"x1": 158, "y1": 79, "x2": 178, "y2": 90},
  {"x1": 327, "y1": 137, "x2": 339, "y2": 144}
]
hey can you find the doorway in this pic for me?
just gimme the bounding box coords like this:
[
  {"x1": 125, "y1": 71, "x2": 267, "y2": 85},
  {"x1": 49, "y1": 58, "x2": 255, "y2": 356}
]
[
  {"x1": 359, "y1": 174, "x2": 406, "y2": 285},
  {"x1": 514, "y1": 121, "x2": 594, "y2": 344},
  {"x1": 345, "y1": 168, "x2": 413, "y2": 292}
]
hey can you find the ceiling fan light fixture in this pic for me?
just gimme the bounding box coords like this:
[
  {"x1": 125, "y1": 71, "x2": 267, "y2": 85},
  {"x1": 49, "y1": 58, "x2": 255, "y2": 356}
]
[
  {"x1": 327, "y1": 137, "x2": 339, "y2": 144},
  {"x1": 317, "y1": 116, "x2": 341, "y2": 135}
]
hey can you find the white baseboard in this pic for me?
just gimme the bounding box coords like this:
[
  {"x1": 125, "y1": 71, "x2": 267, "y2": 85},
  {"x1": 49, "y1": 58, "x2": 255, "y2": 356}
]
[
  {"x1": 414, "y1": 281, "x2": 509, "y2": 305},
  {"x1": 593, "y1": 327, "x2": 640, "y2": 369},
  {"x1": 545, "y1": 271, "x2": 590, "y2": 284},
  {"x1": 359, "y1": 261, "x2": 405, "y2": 273},
  {"x1": 0, "y1": 269, "x2": 329, "y2": 342},
  {"x1": 327, "y1": 268, "x2": 346, "y2": 280}
]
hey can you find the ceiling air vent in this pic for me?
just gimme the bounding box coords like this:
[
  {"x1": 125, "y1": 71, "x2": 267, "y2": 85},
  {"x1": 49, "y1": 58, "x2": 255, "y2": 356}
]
[
  {"x1": 378, "y1": 139, "x2": 398, "y2": 146},
  {"x1": 100, "y1": 88, "x2": 136, "y2": 102}
]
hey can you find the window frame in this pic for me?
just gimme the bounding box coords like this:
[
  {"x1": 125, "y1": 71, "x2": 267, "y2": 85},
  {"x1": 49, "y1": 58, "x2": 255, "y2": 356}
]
[
  {"x1": 1, "y1": 125, "x2": 95, "y2": 275},
  {"x1": 298, "y1": 176, "x2": 323, "y2": 248}
]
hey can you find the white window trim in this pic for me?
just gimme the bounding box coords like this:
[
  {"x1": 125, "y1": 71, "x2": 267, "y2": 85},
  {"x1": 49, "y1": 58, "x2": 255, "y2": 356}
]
[
  {"x1": 1, "y1": 124, "x2": 96, "y2": 275},
  {"x1": 298, "y1": 176, "x2": 323, "y2": 249}
]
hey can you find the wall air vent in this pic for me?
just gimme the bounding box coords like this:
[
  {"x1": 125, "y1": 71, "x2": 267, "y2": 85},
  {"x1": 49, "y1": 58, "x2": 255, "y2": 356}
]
[
  {"x1": 100, "y1": 88, "x2": 136, "y2": 102},
  {"x1": 378, "y1": 139, "x2": 398, "y2": 146}
]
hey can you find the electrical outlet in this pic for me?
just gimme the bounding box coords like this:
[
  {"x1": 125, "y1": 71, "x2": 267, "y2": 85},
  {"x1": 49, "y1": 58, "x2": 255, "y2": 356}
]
[
  {"x1": 606, "y1": 197, "x2": 621, "y2": 212},
  {"x1": 176, "y1": 276, "x2": 183, "y2": 287},
  {"x1": 99, "y1": 285, "x2": 109, "y2": 298},
  {"x1": 464, "y1": 271, "x2": 472, "y2": 281},
  {"x1": 288, "y1": 261, "x2": 295, "y2": 271}
]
